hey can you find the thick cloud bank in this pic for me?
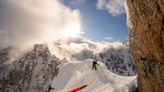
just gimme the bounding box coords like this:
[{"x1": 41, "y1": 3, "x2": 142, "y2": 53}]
[
  {"x1": 50, "y1": 37, "x2": 128, "y2": 60},
  {"x1": 0, "y1": 0, "x2": 82, "y2": 49}
]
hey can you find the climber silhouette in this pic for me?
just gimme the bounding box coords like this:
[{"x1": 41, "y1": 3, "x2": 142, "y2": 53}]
[
  {"x1": 92, "y1": 60, "x2": 98, "y2": 70},
  {"x1": 48, "y1": 85, "x2": 54, "y2": 92}
]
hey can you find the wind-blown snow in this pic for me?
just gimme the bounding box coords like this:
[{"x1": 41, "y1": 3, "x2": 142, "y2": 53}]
[{"x1": 51, "y1": 59, "x2": 137, "y2": 92}]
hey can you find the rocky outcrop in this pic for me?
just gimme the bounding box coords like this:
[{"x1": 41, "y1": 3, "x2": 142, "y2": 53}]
[
  {"x1": 97, "y1": 47, "x2": 136, "y2": 76},
  {"x1": 125, "y1": 0, "x2": 164, "y2": 92},
  {"x1": 0, "y1": 44, "x2": 59, "y2": 92}
]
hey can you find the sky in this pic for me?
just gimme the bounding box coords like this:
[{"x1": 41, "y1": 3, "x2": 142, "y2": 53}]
[
  {"x1": 0, "y1": 0, "x2": 128, "y2": 50},
  {"x1": 0, "y1": 0, "x2": 131, "y2": 64},
  {"x1": 63, "y1": 0, "x2": 128, "y2": 41}
]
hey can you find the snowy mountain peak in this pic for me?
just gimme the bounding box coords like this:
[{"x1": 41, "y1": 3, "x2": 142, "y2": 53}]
[
  {"x1": 97, "y1": 49, "x2": 136, "y2": 76},
  {"x1": 0, "y1": 47, "x2": 11, "y2": 64},
  {"x1": 0, "y1": 44, "x2": 59, "y2": 92}
]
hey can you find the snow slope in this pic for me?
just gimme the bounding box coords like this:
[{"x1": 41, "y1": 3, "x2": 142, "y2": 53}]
[{"x1": 52, "y1": 59, "x2": 137, "y2": 92}]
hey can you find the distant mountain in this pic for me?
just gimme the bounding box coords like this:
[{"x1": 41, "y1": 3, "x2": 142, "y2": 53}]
[
  {"x1": 0, "y1": 44, "x2": 59, "y2": 92},
  {"x1": 96, "y1": 47, "x2": 136, "y2": 76},
  {"x1": 53, "y1": 38, "x2": 136, "y2": 76},
  {"x1": 0, "y1": 47, "x2": 11, "y2": 64}
]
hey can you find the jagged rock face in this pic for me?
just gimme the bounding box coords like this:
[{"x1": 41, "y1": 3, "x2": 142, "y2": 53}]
[
  {"x1": 97, "y1": 48, "x2": 136, "y2": 76},
  {"x1": 125, "y1": 0, "x2": 164, "y2": 92},
  {"x1": 0, "y1": 47, "x2": 11, "y2": 64},
  {"x1": 0, "y1": 44, "x2": 59, "y2": 92}
]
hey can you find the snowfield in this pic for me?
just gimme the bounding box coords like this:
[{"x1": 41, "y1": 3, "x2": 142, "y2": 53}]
[{"x1": 52, "y1": 59, "x2": 137, "y2": 92}]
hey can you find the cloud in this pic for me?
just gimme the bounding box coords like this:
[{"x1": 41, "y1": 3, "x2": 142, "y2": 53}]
[
  {"x1": 104, "y1": 37, "x2": 113, "y2": 40},
  {"x1": 48, "y1": 37, "x2": 135, "y2": 76},
  {"x1": 0, "y1": 0, "x2": 82, "y2": 49},
  {"x1": 49, "y1": 37, "x2": 129, "y2": 61},
  {"x1": 69, "y1": 0, "x2": 87, "y2": 5},
  {"x1": 96, "y1": 0, "x2": 125, "y2": 16}
]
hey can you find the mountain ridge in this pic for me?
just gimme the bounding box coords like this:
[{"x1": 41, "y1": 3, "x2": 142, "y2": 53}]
[{"x1": 0, "y1": 44, "x2": 59, "y2": 92}]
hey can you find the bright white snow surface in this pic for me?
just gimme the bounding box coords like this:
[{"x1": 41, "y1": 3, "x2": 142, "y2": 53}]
[{"x1": 52, "y1": 59, "x2": 137, "y2": 92}]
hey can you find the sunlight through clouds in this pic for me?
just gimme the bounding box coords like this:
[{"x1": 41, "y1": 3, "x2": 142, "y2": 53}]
[
  {"x1": 0, "y1": 0, "x2": 83, "y2": 49},
  {"x1": 60, "y1": 22, "x2": 82, "y2": 37}
]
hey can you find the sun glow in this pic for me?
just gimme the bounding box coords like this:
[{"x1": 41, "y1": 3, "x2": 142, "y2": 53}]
[{"x1": 60, "y1": 23, "x2": 83, "y2": 37}]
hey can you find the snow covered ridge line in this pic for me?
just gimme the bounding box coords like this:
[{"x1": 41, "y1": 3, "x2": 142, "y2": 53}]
[
  {"x1": 0, "y1": 44, "x2": 60, "y2": 92},
  {"x1": 52, "y1": 59, "x2": 137, "y2": 92}
]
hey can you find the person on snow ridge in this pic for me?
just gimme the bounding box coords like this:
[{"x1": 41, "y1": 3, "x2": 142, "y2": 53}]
[
  {"x1": 92, "y1": 60, "x2": 98, "y2": 70},
  {"x1": 48, "y1": 85, "x2": 55, "y2": 92}
]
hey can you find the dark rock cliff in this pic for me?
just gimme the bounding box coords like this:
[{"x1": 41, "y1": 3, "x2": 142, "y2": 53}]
[{"x1": 125, "y1": 0, "x2": 164, "y2": 91}]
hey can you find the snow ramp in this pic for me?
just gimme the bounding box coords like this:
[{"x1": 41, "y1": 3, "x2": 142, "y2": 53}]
[{"x1": 52, "y1": 59, "x2": 137, "y2": 92}]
